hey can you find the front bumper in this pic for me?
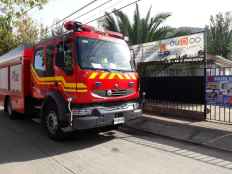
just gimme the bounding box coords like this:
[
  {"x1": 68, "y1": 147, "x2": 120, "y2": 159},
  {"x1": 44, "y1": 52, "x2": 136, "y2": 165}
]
[{"x1": 70, "y1": 103, "x2": 142, "y2": 130}]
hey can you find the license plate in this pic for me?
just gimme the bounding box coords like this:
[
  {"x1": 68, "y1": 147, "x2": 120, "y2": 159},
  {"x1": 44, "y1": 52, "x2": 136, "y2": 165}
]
[{"x1": 114, "y1": 117, "x2": 125, "y2": 125}]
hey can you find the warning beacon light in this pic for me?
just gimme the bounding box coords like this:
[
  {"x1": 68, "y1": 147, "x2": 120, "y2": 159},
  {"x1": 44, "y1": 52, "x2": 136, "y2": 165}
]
[{"x1": 64, "y1": 21, "x2": 95, "y2": 32}]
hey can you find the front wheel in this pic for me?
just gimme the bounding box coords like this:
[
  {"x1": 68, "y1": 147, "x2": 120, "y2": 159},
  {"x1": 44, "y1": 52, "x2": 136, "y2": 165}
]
[{"x1": 44, "y1": 102, "x2": 65, "y2": 140}]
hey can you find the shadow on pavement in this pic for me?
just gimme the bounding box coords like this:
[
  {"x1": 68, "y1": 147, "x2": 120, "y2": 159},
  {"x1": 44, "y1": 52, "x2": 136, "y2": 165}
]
[
  {"x1": 1, "y1": 108, "x2": 232, "y2": 170},
  {"x1": 119, "y1": 127, "x2": 232, "y2": 170},
  {"x1": 0, "y1": 111, "x2": 114, "y2": 165}
]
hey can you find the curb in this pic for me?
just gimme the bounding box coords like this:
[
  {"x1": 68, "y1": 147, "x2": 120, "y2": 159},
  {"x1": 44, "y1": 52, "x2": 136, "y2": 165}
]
[{"x1": 126, "y1": 116, "x2": 232, "y2": 153}]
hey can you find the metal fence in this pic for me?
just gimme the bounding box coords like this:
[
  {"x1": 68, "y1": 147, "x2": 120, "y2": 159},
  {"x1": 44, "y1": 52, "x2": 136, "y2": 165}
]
[
  {"x1": 206, "y1": 67, "x2": 232, "y2": 124},
  {"x1": 140, "y1": 64, "x2": 232, "y2": 124},
  {"x1": 207, "y1": 104, "x2": 232, "y2": 124},
  {"x1": 145, "y1": 99, "x2": 205, "y2": 113},
  {"x1": 141, "y1": 76, "x2": 205, "y2": 104},
  {"x1": 139, "y1": 62, "x2": 207, "y2": 120}
]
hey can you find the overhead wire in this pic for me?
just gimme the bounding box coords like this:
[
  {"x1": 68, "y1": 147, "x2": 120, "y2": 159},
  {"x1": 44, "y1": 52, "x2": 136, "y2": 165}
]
[
  {"x1": 47, "y1": 0, "x2": 100, "y2": 30},
  {"x1": 79, "y1": 0, "x2": 125, "y2": 23},
  {"x1": 43, "y1": 0, "x2": 142, "y2": 37},
  {"x1": 72, "y1": 0, "x2": 114, "y2": 21},
  {"x1": 49, "y1": 0, "x2": 123, "y2": 33},
  {"x1": 85, "y1": 0, "x2": 142, "y2": 24},
  {"x1": 18, "y1": 0, "x2": 139, "y2": 33}
]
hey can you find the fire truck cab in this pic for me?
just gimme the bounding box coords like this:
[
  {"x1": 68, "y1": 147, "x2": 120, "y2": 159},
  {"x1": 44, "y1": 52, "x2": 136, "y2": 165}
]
[{"x1": 0, "y1": 21, "x2": 142, "y2": 140}]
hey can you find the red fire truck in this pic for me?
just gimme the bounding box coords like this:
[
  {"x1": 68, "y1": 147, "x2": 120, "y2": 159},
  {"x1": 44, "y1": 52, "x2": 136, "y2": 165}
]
[{"x1": 0, "y1": 21, "x2": 141, "y2": 139}]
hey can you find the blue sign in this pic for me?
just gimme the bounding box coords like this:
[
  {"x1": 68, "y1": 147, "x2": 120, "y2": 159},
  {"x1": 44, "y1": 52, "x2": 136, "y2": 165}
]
[{"x1": 207, "y1": 76, "x2": 232, "y2": 105}]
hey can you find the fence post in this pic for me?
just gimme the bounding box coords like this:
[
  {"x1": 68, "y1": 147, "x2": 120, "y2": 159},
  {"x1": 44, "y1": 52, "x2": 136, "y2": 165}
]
[{"x1": 204, "y1": 28, "x2": 208, "y2": 120}]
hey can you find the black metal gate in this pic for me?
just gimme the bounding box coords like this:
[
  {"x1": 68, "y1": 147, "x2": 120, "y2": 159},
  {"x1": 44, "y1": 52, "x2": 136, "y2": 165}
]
[
  {"x1": 141, "y1": 76, "x2": 204, "y2": 103},
  {"x1": 139, "y1": 59, "x2": 206, "y2": 120},
  {"x1": 139, "y1": 64, "x2": 232, "y2": 124}
]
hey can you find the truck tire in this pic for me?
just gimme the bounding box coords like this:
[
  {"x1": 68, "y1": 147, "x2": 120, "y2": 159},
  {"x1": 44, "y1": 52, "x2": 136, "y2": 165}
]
[
  {"x1": 44, "y1": 101, "x2": 65, "y2": 140},
  {"x1": 5, "y1": 97, "x2": 17, "y2": 120}
]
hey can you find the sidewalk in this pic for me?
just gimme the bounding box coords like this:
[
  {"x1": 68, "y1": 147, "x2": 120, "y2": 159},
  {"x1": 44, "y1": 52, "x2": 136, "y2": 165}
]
[{"x1": 126, "y1": 114, "x2": 232, "y2": 152}]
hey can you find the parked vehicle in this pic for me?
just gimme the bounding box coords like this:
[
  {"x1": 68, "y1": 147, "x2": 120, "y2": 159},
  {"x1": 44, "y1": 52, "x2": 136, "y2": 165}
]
[{"x1": 0, "y1": 21, "x2": 142, "y2": 140}]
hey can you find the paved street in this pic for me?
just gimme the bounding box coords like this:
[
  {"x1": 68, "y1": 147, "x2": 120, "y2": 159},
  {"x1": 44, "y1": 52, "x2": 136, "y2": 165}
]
[{"x1": 0, "y1": 110, "x2": 232, "y2": 174}]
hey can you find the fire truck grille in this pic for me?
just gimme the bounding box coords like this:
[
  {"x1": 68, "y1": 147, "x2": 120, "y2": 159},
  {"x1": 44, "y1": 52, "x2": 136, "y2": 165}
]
[{"x1": 94, "y1": 89, "x2": 134, "y2": 97}]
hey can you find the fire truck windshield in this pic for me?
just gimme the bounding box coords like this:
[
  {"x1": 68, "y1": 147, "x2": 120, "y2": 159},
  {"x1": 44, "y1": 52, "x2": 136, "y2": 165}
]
[{"x1": 77, "y1": 37, "x2": 133, "y2": 72}]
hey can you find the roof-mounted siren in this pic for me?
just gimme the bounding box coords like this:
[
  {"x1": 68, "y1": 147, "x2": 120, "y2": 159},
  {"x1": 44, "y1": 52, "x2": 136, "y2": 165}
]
[
  {"x1": 64, "y1": 21, "x2": 95, "y2": 32},
  {"x1": 63, "y1": 21, "x2": 79, "y2": 31}
]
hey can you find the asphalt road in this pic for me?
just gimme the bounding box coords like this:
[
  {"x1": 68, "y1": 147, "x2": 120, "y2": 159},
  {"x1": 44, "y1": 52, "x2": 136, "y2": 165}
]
[{"x1": 0, "y1": 110, "x2": 232, "y2": 174}]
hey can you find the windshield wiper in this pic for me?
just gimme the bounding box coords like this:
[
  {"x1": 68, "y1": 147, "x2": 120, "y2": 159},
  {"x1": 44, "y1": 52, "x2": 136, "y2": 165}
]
[
  {"x1": 85, "y1": 67, "x2": 111, "y2": 72},
  {"x1": 81, "y1": 67, "x2": 133, "y2": 72},
  {"x1": 111, "y1": 69, "x2": 134, "y2": 72},
  {"x1": 102, "y1": 68, "x2": 111, "y2": 72}
]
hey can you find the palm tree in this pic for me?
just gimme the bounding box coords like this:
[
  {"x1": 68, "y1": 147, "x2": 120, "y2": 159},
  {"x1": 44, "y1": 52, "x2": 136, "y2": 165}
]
[{"x1": 102, "y1": 4, "x2": 173, "y2": 45}]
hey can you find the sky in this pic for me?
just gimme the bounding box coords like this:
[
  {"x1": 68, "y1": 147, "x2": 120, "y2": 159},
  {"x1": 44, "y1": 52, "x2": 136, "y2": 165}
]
[{"x1": 29, "y1": 0, "x2": 232, "y2": 29}]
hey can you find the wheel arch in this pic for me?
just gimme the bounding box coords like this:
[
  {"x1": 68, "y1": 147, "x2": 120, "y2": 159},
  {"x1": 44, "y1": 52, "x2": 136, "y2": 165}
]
[{"x1": 41, "y1": 92, "x2": 69, "y2": 127}]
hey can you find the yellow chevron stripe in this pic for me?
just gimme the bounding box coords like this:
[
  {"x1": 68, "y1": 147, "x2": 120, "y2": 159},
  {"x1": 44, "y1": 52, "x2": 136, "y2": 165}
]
[
  {"x1": 108, "y1": 73, "x2": 116, "y2": 79},
  {"x1": 108, "y1": 73, "x2": 126, "y2": 80},
  {"x1": 116, "y1": 73, "x2": 124, "y2": 79},
  {"x1": 124, "y1": 73, "x2": 131, "y2": 80},
  {"x1": 89, "y1": 72, "x2": 98, "y2": 79},
  {"x1": 99, "y1": 72, "x2": 109, "y2": 79},
  {"x1": 129, "y1": 73, "x2": 137, "y2": 80},
  {"x1": 88, "y1": 71, "x2": 138, "y2": 80}
]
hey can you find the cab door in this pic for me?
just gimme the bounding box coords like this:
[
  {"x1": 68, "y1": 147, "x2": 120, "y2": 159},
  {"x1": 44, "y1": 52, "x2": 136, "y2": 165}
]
[
  {"x1": 53, "y1": 39, "x2": 77, "y2": 98},
  {"x1": 32, "y1": 47, "x2": 47, "y2": 98},
  {"x1": 32, "y1": 45, "x2": 56, "y2": 98}
]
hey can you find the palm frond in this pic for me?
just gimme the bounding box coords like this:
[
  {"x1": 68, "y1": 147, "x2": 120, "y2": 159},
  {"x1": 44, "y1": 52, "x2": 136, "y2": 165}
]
[
  {"x1": 101, "y1": 5, "x2": 172, "y2": 45},
  {"x1": 102, "y1": 12, "x2": 120, "y2": 32}
]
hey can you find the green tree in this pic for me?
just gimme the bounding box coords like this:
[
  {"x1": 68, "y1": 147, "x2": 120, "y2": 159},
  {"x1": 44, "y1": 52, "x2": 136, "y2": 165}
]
[
  {"x1": 168, "y1": 28, "x2": 193, "y2": 37},
  {"x1": 102, "y1": 4, "x2": 172, "y2": 45},
  {"x1": 14, "y1": 15, "x2": 49, "y2": 45},
  {"x1": 0, "y1": 0, "x2": 48, "y2": 55},
  {"x1": 0, "y1": 0, "x2": 47, "y2": 19},
  {"x1": 0, "y1": 15, "x2": 15, "y2": 54},
  {"x1": 39, "y1": 23, "x2": 49, "y2": 40},
  {"x1": 207, "y1": 12, "x2": 232, "y2": 58}
]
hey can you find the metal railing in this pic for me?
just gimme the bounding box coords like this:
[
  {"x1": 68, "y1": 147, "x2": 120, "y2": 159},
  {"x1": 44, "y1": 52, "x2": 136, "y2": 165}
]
[{"x1": 206, "y1": 67, "x2": 232, "y2": 124}]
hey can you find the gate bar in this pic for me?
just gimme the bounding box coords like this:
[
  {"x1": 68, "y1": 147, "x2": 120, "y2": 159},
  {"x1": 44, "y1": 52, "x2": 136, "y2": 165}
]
[{"x1": 204, "y1": 28, "x2": 208, "y2": 119}]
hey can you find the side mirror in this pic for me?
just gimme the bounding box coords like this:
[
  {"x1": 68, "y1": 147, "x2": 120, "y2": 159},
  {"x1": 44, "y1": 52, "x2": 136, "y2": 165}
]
[
  {"x1": 56, "y1": 41, "x2": 74, "y2": 75},
  {"x1": 55, "y1": 48, "x2": 65, "y2": 68},
  {"x1": 63, "y1": 45, "x2": 73, "y2": 75}
]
